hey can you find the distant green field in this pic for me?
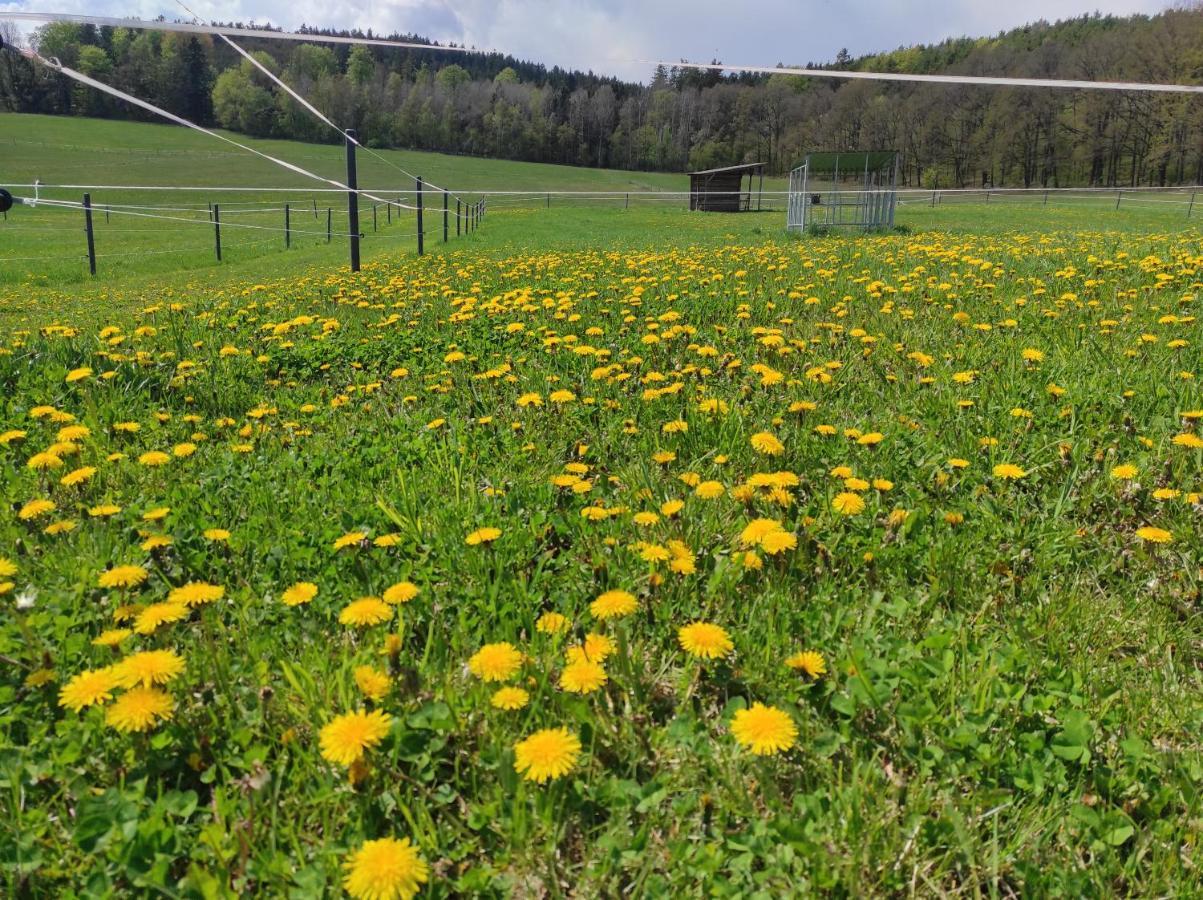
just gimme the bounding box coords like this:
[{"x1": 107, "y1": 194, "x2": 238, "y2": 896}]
[{"x1": 0, "y1": 113, "x2": 1199, "y2": 293}]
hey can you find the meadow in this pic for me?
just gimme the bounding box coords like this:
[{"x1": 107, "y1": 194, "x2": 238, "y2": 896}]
[{"x1": 1, "y1": 115, "x2": 1202, "y2": 897}]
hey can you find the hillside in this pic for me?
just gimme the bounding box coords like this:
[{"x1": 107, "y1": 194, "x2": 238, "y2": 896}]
[{"x1": 2, "y1": 9, "x2": 1203, "y2": 186}]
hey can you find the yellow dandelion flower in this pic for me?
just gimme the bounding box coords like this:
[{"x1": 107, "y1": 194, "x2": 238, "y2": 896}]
[
  {"x1": 282, "y1": 582, "x2": 318, "y2": 607},
  {"x1": 1135, "y1": 526, "x2": 1173, "y2": 544},
  {"x1": 1110, "y1": 464, "x2": 1138, "y2": 480},
  {"x1": 112, "y1": 649, "x2": 186, "y2": 688},
  {"x1": 468, "y1": 642, "x2": 523, "y2": 682},
  {"x1": 354, "y1": 665, "x2": 392, "y2": 702},
  {"x1": 750, "y1": 431, "x2": 785, "y2": 455},
  {"x1": 382, "y1": 581, "x2": 419, "y2": 605},
  {"x1": 342, "y1": 836, "x2": 428, "y2": 900},
  {"x1": 760, "y1": 530, "x2": 798, "y2": 555},
  {"x1": 490, "y1": 687, "x2": 530, "y2": 711},
  {"x1": 832, "y1": 492, "x2": 866, "y2": 516},
  {"x1": 731, "y1": 702, "x2": 797, "y2": 756},
  {"x1": 678, "y1": 622, "x2": 734, "y2": 660},
  {"x1": 559, "y1": 659, "x2": 608, "y2": 694},
  {"x1": 65, "y1": 366, "x2": 93, "y2": 383},
  {"x1": 340, "y1": 597, "x2": 393, "y2": 627},
  {"x1": 535, "y1": 612, "x2": 569, "y2": 635},
  {"x1": 0, "y1": 557, "x2": 17, "y2": 578},
  {"x1": 98, "y1": 565, "x2": 148, "y2": 590},
  {"x1": 105, "y1": 686, "x2": 173, "y2": 733},
  {"x1": 60, "y1": 465, "x2": 96, "y2": 487},
  {"x1": 26, "y1": 452, "x2": 63, "y2": 471},
  {"x1": 134, "y1": 601, "x2": 189, "y2": 635},
  {"x1": 91, "y1": 628, "x2": 132, "y2": 648},
  {"x1": 319, "y1": 709, "x2": 392, "y2": 766},
  {"x1": 786, "y1": 650, "x2": 827, "y2": 678},
  {"x1": 333, "y1": 531, "x2": 368, "y2": 550},
  {"x1": 992, "y1": 463, "x2": 1027, "y2": 480},
  {"x1": 58, "y1": 668, "x2": 117, "y2": 711},
  {"x1": 138, "y1": 451, "x2": 171, "y2": 467},
  {"x1": 590, "y1": 589, "x2": 637, "y2": 620},
  {"x1": 465, "y1": 526, "x2": 502, "y2": 546},
  {"x1": 168, "y1": 582, "x2": 224, "y2": 608},
  {"x1": 513, "y1": 727, "x2": 581, "y2": 784},
  {"x1": 25, "y1": 668, "x2": 55, "y2": 688}
]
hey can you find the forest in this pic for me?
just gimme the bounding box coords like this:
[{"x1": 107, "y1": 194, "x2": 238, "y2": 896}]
[{"x1": 2, "y1": 7, "x2": 1203, "y2": 187}]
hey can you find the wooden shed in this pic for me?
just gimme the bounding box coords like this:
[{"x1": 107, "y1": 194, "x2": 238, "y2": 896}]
[{"x1": 688, "y1": 162, "x2": 765, "y2": 212}]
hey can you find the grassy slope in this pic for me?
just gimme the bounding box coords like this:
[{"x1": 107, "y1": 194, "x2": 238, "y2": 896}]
[{"x1": 3, "y1": 114, "x2": 1198, "y2": 292}]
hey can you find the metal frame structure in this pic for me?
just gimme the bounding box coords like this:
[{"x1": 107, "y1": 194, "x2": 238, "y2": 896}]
[{"x1": 787, "y1": 151, "x2": 900, "y2": 230}]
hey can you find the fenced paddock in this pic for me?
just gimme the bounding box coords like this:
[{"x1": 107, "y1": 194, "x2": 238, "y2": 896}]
[{"x1": 787, "y1": 151, "x2": 900, "y2": 231}]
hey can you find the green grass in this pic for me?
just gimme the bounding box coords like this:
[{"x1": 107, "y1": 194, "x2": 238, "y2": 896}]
[
  {"x1": 1, "y1": 113, "x2": 1202, "y2": 897},
  {"x1": 2, "y1": 114, "x2": 1198, "y2": 291}
]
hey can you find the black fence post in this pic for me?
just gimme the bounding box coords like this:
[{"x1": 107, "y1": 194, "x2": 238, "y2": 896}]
[
  {"x1": 345, "y1": 129, "x2": 361, "y2": 273},
  {"x1": 373, "y1": 204, "x2": 377, "y2": 232},
  {"x1": 1116, "y1": 191, "x2": 1123, "y2": 211},
  {"x1": 1188, "y1": 192, "x2": 1196, "y2": 219},
  {"x1": 105, "y1": 206, "x2": 110, "y2": 224},
  {"x1": 313, "y1": 198, "x2": 318, "y2": 219},
  {"x1": 387, "y1": 200, "x2": 391, "y2": 225},
  {"x1": 285, "y1": 203, "x2": 291, "y2": 248},
  {"x1": 416, "y1": 177, "x2": 424, "y2": 256},
  {"x1": 443, "y1": 190, "x2": 448, "y2": 242},
  {"x1": 82, "y1": 192, "x2": 96, "y2": 277},
  {"x1": 546, "y1": 192, "x2": 550, "y2": 208},
  {"x1": 326, "y1": 208, "x2": 332, "y2": 243},
  {"x1": 213, "y1": 203, "x2": 222, "y2": 261},
  {"x1": 456, "y1": 199, "x2": 461, "y2": 236}
]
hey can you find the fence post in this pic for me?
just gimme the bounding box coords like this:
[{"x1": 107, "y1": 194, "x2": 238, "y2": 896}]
[
  {"x1": 443, "y1": 190, "x2": 449, "y2": 242},
  {"x1": 82, "y1": 192, "x2": 96, "y2": 277},
  {"x1": 105, "y1": 206, "x2": 110, "y2": 224},
  {"x1": 625, "y1": 192, "x2": 629, "y2": 209},
  {"x1": 930, "y1": 189, "x2": 936, "y2": 207},
  {"x1": 416, "y1": 177, "x2": 424, "y2": 256},
  {"x1": 1188, "y1": 192, "x2": 1196, "y2": 219},
  {"x1": 326, "y1": 208, "x2": 331, "y2": 243},
  {"x1": 1043, "y1": 191, "x2": 1048, "y2": 206},
  {"x1": 313, "y1": 198, "x2": 318, "y2": 219},
  {"x1": 456, "y1": 199, "x2": 461, "y2": 236},
  {"x1": 387, "y1": 200, "x2": 391, "y2": 225},
  {"x1": 373, "y1": 204, "x2": 377, "y2": 232},
  {"x1": 285, "y1": 204, "x2": 291, "y2": 248},
  {"x1": 1116, "y1": 190, "x2": 1122, "y2": 210},
  {"x1": 213, "y1": 203, "x2": 222, "y2": 261},
  {"x1": 345, "y1": 129, "x2": 361, "y2": 273},
  {"x1": 546, "y1": 192, "x2": 550, "y2": 208}
]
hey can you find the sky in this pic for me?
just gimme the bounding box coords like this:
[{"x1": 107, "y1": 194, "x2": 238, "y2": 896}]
[{"x1": 0, "y1": 0, "x2": 1173, "y2": 81}]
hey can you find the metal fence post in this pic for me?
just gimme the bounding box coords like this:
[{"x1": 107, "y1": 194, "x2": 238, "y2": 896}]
[
  {"x1": 285, "y1": 203, "x2": 291, "y2": 248},
  {"x1": 416, "y1": 177, "x2": 424, "y2": 256},
  {"x1": 1188, "y1": 192, "x2": 1196, "y2": 219},
  {"x1": 443, "y1": 190, "x2": 448, "y2": 242},
  {"x1": 457, "y1": 199, "x2": 461, "y2": 236},
  {"x1": 326, "y1": 208, "x2": 331, "y2": 243},
  {"x1": 82, "y1": 192, "x2": 96, "y2": 276},
  {"x1": 213, "y1": 203, "x2": 221, "y2": 261},
  {"x1": 345, "y1": 129, "x2": 360, "y2": 272}
]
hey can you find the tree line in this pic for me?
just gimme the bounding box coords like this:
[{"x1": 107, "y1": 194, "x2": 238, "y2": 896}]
[{"x1": 2, "y1": 8, "x2": 1203, "y2": 187}]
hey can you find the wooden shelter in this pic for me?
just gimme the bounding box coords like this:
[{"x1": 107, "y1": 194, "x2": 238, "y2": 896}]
[{"x1": 688, "y1": 162, "x2": 765, "y2": 212}]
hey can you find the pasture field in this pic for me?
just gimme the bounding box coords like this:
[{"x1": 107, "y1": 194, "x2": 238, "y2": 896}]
[{"x1": 2, "y1": 115, "x2": 1203, "y2": 897}]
